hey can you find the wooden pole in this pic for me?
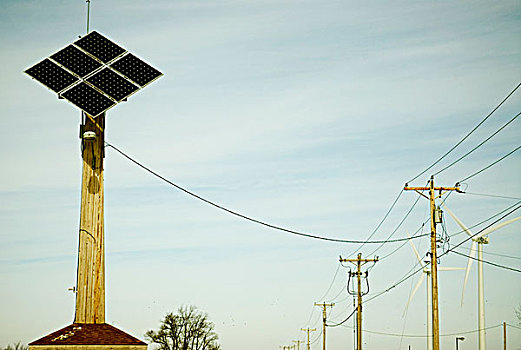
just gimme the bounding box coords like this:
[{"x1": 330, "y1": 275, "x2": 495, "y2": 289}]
[
  {"x1": 404, "y1": 178, "x2": 461, "y2": 350},
  {"x1": 429, "y1": 178, "x2": 440, "y2": 350},
  {"x1": 75, "y1": 113, "x2": 105, "y2": 324},
  {"x1": 503, "y1": 322, "x2": 507, "y2": 350},
  {"x1": 314, "y1": 303, "x2": 334, "y2": 350},
  {"x1": 339, "y1": 254, "x2": 378, "y2": 350}
]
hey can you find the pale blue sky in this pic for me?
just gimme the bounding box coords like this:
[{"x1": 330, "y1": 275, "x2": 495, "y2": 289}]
[{"x1": 1, "y1": 1, "x2": 520, "y2": 349}]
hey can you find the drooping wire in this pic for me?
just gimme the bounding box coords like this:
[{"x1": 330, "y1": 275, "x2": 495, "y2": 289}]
[
  {"x1": 458, "y1": 144, "x2": 521, "y2": 183},
  {"x1": 347, "y1": 188, "x2": 404, "y2": 256},
  {"x1": 364, "y1": 202, "x2": 521, "y2": 305},
  {"x1": 450, "y1": 248, "x2": 521, "y2": 273},
  {"x1": 433, "y1": 111, "x2": 520, "y2": 176},
  {"x1": 365, "y1": 189, "x2": 424, "y2": 257},
  {"x1": 105, "y1": 142, "x2": 428, "y2": 245},
  {"x1": 337, "y1": 323, "x2": 503, "y2": 338},
  {"x1": 326, "y1": 307, "x2": 358, "y2": 327},
  {"x1": 408, "y1": 82, "x2": 521, "y2": 183}
]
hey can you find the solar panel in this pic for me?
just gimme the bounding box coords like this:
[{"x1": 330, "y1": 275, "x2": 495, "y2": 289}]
[
  {"x1": 61, "y1": 82, "x2": 116, "y2": 117},
  {"x1": 86, "y1": 68, "x2": 139, "y2": 102},
  {"x1": 50, "y1": 45, "x2": 102, "y2": 78},
  {"x1": 110, "y1": 53, "x2": 163, "y2": 87},
  {"x1": 25, "y1": 59, "x2": 79, "y2": 93},
  {"x1": 75, "y1": 31, "x2": 126, "y2": 64},
  {"x1": 25, "y1": 31, "x2": 162, "y2": 117}
]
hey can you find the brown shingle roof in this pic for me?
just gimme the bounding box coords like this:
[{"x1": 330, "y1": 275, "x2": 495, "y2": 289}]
[{"x1": 29, "y1": 323, "x2": 147, "y2": 345}]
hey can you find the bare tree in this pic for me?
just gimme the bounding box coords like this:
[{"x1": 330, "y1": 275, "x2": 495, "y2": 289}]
[{"x1": 146, "y1": 305, "x2": 220, "y2": 350}]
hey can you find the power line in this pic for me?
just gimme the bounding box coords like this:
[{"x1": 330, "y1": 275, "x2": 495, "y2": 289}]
[
  {"x1": 450, "y1": 248, "x2": 521, "y2": 273},
  {"x1": 433, "y1": 111, "x2": 520, "y2": 176},
  {"x1": 363, "y1": 202, "x2": 521, "y2": 306},
  {"x1": 459, "y1": 144, "x2": 521, "y2": 183},
  {"x1": 408, "y1": 81, "x2": 521, "y2": 183},
  {"x1": 326, "y1": 307, "x2": 357, "y2": 327},
  {"x1": 347, "y1": 189, "x2": 404, "y2": 256},
  {"x1": 464, "y1": 191, "x2": 521, "y2": 200},
  {"x1": 338, "y1": 323, "x2": 502, "y2": 338},
  {"x1": 105, "y1": 142, "x2": 430, "y2": 245}
]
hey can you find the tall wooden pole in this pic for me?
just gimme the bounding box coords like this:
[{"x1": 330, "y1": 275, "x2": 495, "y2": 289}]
[
  {"x1": 301, "y1": 328, "x2": 316, "y2": 350},
  {"x1": 314, "y1": 303, "x2": 334, "y2": 350},
  {"x1": 75, "y1": 113, "x2": 106, "y2": 324},
  {"x1": 404, "y1": 177, "x2": 461, "y2": 350},
  {"x1": 428, "y1": 178, "x2": 440, "y2": 350},
  {"x1": 340, "y1": 254, "x2": 378, "y2": 350}
]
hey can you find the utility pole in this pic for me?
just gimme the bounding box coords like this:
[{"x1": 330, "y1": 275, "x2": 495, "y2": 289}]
[
  {"x1": 404, "y1": 176, "x2": 461, "y2": 350},
  {"x1": 503, "y1": 322, "x2": 506, "y2": 350},
  {"x1": 293, "y1": 340, "x2": 302, "y2": 350},
  {"x1": 314, "y1": 302, "x2": 335, "y2": 350},
  {"x1": 339, "y1": 253, "x2": 378, "y2": 350},
  {"x1": 301, "y1": 328, "x2": 316, "y2": 350}
]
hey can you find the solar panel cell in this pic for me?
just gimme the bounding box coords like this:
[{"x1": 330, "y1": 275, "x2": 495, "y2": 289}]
[
  {"x1": 86, "y1": 68, "x2": 139, "y2": 102},
  {"x1": 75, "y1": 31, "x2": 126, "y2": 64},
  {"x1": 25, "y1": 59, "x2": 79, "y2": 93},
  {"x1": 110, "y1": 53, "x2": 162, "y2": 87},
  {"x1": 61, "y1": 82, "x2": 116, "y2": 117},
  {"x1": 50, "y1": 45, "x2": 102, "y2": 78}
]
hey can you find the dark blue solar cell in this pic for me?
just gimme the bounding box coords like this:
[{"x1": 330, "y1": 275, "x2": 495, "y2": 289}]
[
  {"x1": 25, "y1": 59, "x2": 79, "y2": 93},
  {"x1": 50, "y1": 45, "x2": 102, "y2": 78},
  {"x1": 61, "y1": 82, "x2": 116, "y2": 117},
  {"x1": 110, "y1": 53, "x2": 162, "y2": 87},
  {"x1": 75, "y1": 31, "x2": 126, "y2": 63},
  {"x1": 86, "y1": 68, "x2": 139, "y2": 102}
]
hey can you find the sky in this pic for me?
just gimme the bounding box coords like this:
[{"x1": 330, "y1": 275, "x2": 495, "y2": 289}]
[{"x1": 1, "y1": 1, "x2": 520, "y2": 349}]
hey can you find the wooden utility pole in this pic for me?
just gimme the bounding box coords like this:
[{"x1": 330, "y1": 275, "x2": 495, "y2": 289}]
[
  {"x1": 75, "y1": 113, "x2": 106, "y2": 323},
  {"x1": 339, "y1": 253, "x2": 378, "y2": 350},
  {"x1": 314, "y1": 303, "x2": 334, "y2": 350},
  {"x1": 293, "y1": 340, "x2": 302, "y2": 350},
  {"x1": 404, "y1": 176, "x2": 461, "y2": 350},
  {"x1": 503, "y1": 322, "x2": 507, "y2": 350},
  {"x1": 301, "y1": 328, "x2": 316, "y2": 350}
]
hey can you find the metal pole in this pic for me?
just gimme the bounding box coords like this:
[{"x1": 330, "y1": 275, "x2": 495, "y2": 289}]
[
  {"x1": 478, "y1": 243, "x2": 486, "y2": 350},
  {"x1": 86, "y1": 0, "x2": 91, "y2": 33}
]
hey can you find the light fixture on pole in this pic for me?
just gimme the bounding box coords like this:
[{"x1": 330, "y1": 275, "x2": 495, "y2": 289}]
[{"x1": 456, "y1": 336, "x2": 464, "y2": 350}]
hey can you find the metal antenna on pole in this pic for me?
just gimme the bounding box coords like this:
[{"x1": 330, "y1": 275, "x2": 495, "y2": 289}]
[{"x1": 86, "y1": 0, "x2": 91, "y2": 33}]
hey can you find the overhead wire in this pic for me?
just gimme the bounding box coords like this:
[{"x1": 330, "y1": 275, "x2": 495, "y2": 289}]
[
  {"x1": 450, "y1": 248, "x2": 521, "y2": 273},
  {"x1": 433, "y1": 111, "x2": 521, "y2": 176},
  {"x1": 458, "y1": 144, "x2": 521, "y2": 183},
  {"x1": 407, "y1": 81, "x2": 521, "y2": 183},
  {"x1": 106, "y1": 142, "x2": 429, "y2": 245},
  {"x1": 364, "y1": 202, "x2": 521, "y2": 305},
  {"x1": 464, "y1": 191, "x2": 521, "y2": 200},
  {"x1": 338, "y1": 323, "x2": 503, "y2": 337}
]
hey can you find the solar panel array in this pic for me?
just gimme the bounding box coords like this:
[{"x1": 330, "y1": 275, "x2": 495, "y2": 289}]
[{"x1": 25, "y1": 31, "x2": 162, "y2": 117}]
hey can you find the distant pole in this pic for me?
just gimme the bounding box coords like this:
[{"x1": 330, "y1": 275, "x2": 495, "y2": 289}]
[
  {"x1": 314, "y1": 302, "x2": 335, "y2": 350},
  {"x1": 301, "y1": 328, "x2": 316, "y2": 350},
  {"x1": 503, "y1": 322, "x2": 506, "y2": 350},
  {"x1": 404, "y1": 177, "x2": 461, "y2": 350},
  {"x1": 293, "y1": 340, "x2": 302, "y2": 350},
  {"x1": 339, "y1": 253, "x2": 379, "y2": 350}
]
